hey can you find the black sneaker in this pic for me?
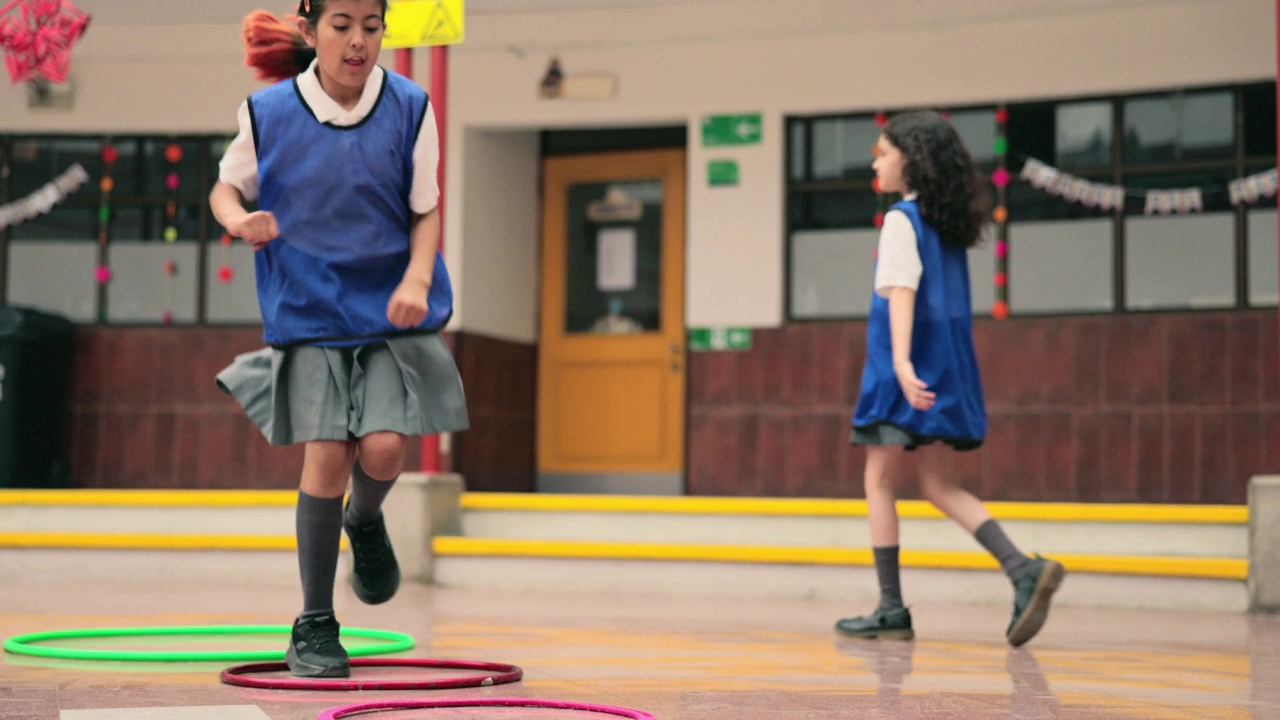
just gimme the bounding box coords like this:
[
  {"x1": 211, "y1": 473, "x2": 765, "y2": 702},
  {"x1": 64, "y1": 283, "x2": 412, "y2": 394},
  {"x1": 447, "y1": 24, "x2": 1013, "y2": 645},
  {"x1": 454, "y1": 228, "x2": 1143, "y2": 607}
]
[
  {"x1": 285, "y1": 613, "x2": 350, "y2": 678},
  {"x1": 834, "y1": 606, "x2": 914, "y2": 640},
  {"x1": 1006, "y1": 555, "x2": 1065, "y2": 647},
  {"x1": 344, "y1": 508, "x2": 401, "y2": 605}
]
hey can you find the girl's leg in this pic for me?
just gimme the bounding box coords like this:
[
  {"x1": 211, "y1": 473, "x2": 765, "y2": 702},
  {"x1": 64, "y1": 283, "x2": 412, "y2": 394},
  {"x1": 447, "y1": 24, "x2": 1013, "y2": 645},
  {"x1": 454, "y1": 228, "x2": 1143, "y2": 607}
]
[
  {"x1": 298, "y1": 440, "x2": 358, "y2": 613},
  {"x1": 865, "y1": 445, "x2": 907, "y2": 610},
  {"x1": 289, "y1": 440, "x2": 357, "y2": 678},
  {"x1": 915, "y1": 444, "x2": 1027, "y2": 578},
  {"x1": 345, "y1": 431, "x2": 409, "y2": 605},
  {"x1": 916, "y1": 443, "x2": 1064, "y2": 647},
  {"x1": 348, "y1": 431, "x2": 408, "y2": 524},
  {"x1": 835, "y1": 445, "x2": 913, "y2": 639}
]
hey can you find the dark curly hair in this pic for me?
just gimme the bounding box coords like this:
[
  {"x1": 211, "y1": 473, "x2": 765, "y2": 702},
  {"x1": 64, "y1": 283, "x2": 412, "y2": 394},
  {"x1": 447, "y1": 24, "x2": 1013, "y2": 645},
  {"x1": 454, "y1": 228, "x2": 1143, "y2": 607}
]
[
  {"x1": 882, "y1": 111, "x2": 990, "y2": 249},
  {"x1": 242, "y1": 0, "x2": 389, "y2": 83}
]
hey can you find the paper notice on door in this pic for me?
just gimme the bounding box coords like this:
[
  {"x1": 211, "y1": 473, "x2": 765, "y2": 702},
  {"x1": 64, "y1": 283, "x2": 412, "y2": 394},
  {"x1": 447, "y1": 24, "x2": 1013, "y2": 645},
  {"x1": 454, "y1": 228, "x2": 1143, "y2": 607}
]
[{"x1": 596, "y1": 227, "x2": 637, "y2": 291}]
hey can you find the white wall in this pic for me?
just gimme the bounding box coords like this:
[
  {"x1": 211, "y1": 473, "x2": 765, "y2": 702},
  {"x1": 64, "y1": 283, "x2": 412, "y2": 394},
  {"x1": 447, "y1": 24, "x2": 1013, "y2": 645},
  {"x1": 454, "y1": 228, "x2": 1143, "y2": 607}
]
[
  {"x1": 457, "y1": 129, "x2": 541, "y2": 343},
  {"x1": 0, "y1": 0, "x2": 1273, "y2": 338}
]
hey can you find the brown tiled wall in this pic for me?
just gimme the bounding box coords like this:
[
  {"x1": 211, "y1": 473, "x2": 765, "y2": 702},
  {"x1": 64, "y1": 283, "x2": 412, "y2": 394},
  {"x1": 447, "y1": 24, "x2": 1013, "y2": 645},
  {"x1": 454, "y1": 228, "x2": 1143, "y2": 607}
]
[
  {"x1": 687, "y1": 311, "x2": 1279, "y2": 504},
  {"x1": 451, "y1": 332, "x2": 537, "y2": 492},
  {"x1": 58, "y1": 312, "x2": 1277, "y2": 503}
]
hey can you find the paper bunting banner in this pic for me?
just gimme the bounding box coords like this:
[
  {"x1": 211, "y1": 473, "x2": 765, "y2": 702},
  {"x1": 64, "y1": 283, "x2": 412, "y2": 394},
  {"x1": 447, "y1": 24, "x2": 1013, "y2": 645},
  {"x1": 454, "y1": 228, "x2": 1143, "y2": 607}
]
[
  {"x1": 1021, "y1": 158, "x2": 1277, "y2": 214},
  {"x1": 1019, "y1": 158, "x2": 1125, "y2": 211},
  {"x1": 0, "y1": 162, "x2": 88, "y2": 229},
  {"x1": 1228, "y1": 169, "x2": 1279, "y2": 206}
]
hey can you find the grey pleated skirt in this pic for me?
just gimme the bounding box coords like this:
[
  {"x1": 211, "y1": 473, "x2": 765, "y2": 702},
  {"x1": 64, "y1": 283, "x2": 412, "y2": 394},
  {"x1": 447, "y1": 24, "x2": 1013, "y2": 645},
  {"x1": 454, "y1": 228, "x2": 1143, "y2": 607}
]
[{"x1": 216, "y1": 333, "x2": 469, "y2": 446}]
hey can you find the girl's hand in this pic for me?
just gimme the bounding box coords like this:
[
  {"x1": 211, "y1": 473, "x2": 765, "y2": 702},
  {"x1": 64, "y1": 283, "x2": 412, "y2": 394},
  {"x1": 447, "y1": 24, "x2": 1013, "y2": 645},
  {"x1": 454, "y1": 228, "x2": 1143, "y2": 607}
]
[
  {"x1": 894, "y1": 359, "x2": 936, "y2": 411},
  {"x1": 227, "y1": 211, "x2": 279, "y2": 249},
  {"x1": 387, "y1": 277, "x2": 430, "y2": 328}
]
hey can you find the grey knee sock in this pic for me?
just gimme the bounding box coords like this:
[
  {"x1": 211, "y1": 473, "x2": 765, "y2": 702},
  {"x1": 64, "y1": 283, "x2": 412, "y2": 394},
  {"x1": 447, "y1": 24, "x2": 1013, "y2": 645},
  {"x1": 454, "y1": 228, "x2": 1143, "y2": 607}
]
[
  {"x1": 345, "y1": 461, "x2": 397, "y2": 526},
  {"x1": 974, "y1": 519, "x2": 1031, "y2": 579},
  {"x1": 297, "y1": 491, "x2": 345, "y2": 614},
  {"x1": 873, "y1": 545, "x2": 905, "y2": 610}
]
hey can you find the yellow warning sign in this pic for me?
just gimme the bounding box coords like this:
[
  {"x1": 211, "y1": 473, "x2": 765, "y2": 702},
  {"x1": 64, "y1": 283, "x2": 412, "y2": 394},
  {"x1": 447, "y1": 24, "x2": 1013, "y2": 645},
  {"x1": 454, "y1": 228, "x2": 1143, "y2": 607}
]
[{"x1": 384, "y1": 0, "x2": 464, "y2": 48}]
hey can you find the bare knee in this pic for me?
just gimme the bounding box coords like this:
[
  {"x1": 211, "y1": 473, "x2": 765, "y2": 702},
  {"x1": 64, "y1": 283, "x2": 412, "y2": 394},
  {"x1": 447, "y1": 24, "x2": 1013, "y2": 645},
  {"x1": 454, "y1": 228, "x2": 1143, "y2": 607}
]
[
  {"x1": 357, "y1": 432, "x2": 408, "y2": 479},
  {"x1": 301, "y1": 441, "x2": 357, "y2": 497}
]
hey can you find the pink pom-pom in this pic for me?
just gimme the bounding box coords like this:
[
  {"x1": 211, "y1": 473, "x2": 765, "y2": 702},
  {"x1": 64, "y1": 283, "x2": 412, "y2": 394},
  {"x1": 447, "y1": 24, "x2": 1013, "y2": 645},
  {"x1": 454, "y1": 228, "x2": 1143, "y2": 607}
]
[
  {"x1": 994, "y1": 241, "x2": 1008, "y2": 259},
  {"x1": 994, "y1": 108, "x2": 1009, "y2": 124},
  {"x1": 874, "y1": 112, "x2": 888, "y2": 127},
  {"x1": 872, "y1": 212, "x2": 885, "y2": 228},
  {"x1": 991, "y1": 168, "x2": 1011, "y2": 188},
  {"x1": 166, "y1": 173, "x2": 181, "y2": 191},
  {"x1": 161, "y1": 311, "x2": 174, "y2": 325},
  {"x1": 217, "y1": 265, "x2": 235, "y2": 284},
  {"x1": 94, "y1": 266, "x2": 112, "y2": 284}
]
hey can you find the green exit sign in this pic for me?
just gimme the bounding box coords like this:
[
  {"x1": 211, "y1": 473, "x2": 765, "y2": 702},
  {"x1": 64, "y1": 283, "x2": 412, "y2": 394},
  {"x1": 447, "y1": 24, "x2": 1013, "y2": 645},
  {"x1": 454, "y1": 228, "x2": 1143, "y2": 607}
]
[
  {"x1": 701, "y1": 113, "x2": 762, "y2": 147},
  {"x1": 689, "y1": 327, "x2": 752, "y2": 352}
]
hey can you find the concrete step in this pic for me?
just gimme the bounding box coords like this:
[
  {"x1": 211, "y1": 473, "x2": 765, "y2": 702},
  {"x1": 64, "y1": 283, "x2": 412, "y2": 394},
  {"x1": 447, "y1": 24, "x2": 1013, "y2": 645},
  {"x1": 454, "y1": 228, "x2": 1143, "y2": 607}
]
[
  {"x1": 434, "y1": 493, "x2": 1250, "y2": 613},
  {"x1": 457, "y1": 494, "x2": 1247, "y2": 558}
]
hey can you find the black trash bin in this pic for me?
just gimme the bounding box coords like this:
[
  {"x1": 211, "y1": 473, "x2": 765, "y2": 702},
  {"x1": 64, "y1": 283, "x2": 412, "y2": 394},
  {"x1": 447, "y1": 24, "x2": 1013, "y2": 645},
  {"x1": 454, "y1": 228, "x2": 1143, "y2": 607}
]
[{"x1": 0, "y1": 306, "x2": 75, "y2": 488}]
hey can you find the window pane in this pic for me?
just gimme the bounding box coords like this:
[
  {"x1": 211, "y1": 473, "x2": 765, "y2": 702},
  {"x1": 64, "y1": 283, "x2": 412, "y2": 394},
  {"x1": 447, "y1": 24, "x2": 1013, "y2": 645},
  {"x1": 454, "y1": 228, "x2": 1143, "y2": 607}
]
[
  {"x1": 1008, "y1": 218, "x2": 1114, "y2": 313},
  {"x1": 789, "y1": 229, "x2": 877, "y2": 319},
  {"x1": 1124, "y1": 213, "x2": 1236, "y2": 310},
  {"x1": 949, "y1": 109, "x2": 996, "y2": 164},
  {"x1": 969, "y1": 238, "x2": 996, "y2": 317},
  {"x1": 1243, "y1": 83, "x2": 1276, "y2": 159},
  {"x1": 6, "y1": 240, "x2": 98, "y2": 321},
  {"x1": 1007, "y1": 103, "x2": 1056, "y2": 166},
  {"x1": 106, "y1": 241, "x2": 200, "y2": 323},
  {"x1": 9, "y1": 137, "x2": 101, "y2": 202},
  {"x1": 1056, "y1": 101, "x2": 1112, "y2": 169},
  {"x1": 206, "y1": 242, "x2": 262, "y2": 324},
  {"x1": 811, "y1": 117, "x2": 878, "y2": 180},
  {"x1": 1124, "y1": 91, "x2": 1234, "y2": 163},
  {"x1": 791, "y1": 190, "x2": 878, "y2": 230},
  {"x1": 788, "y1": 120, "x2": 808, "y2": 181},
  {"x1": 1248, "y1": 209, "x2": 1277, "y2": 307}
]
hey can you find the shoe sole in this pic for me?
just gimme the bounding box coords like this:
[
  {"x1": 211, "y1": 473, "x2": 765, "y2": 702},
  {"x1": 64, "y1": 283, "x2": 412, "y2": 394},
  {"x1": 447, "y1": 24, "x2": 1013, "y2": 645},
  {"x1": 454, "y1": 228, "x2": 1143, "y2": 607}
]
[
  {"x1": 285, "y1": 645, "x2": 351, "y2": 678},
  {"x1": 352, "y1": 565, "x2": 401, "y2": 605},
  {"x1": 1006, "y1": 560, "x2": 1065, "y2": 648},
  {"x1": 834, "y1": 626, "x2": 915, "y2": 641}
]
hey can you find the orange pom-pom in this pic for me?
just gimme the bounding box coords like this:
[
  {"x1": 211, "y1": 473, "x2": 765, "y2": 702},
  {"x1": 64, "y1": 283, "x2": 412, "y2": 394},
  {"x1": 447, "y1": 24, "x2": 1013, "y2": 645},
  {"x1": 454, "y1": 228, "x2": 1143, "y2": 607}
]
[{"x1": 992, "y1": 300, "x2": 1009, "y2": 320}]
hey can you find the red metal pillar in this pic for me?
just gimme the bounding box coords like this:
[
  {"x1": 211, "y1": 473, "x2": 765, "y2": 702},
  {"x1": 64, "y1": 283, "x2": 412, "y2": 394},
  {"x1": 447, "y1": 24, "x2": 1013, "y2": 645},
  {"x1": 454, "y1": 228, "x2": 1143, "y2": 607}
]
[
  {"x1": 396, "y1": 45, "x2": 447, "y2": 474},
  {"x1": 399, "y1": 45, "x2": 451, "y2": 474}
]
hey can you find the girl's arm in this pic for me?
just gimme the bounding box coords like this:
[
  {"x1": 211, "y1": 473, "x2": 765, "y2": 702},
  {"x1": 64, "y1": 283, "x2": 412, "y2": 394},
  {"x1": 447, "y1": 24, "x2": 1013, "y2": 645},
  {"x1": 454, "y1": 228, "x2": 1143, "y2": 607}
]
[
  {"x1": 386, "y1": 208, "x2": 440, "y2": 328},
  {"x1": 887, "y1": 287, "x2": 936, "y2": 411},
  {"x1": 209, "y1": 181, "x2": 277, "y2": 248}
]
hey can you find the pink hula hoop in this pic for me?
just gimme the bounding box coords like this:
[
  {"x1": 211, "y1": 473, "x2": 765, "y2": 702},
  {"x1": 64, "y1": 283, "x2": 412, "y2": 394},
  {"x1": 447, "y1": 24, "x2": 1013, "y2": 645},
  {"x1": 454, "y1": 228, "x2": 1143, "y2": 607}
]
[
  {"x1": 220, "y1": 657, "x2": 522, "y2": 691},
  {"x1": 317, "y1": 697, "x2": 655, "y2": 719}
]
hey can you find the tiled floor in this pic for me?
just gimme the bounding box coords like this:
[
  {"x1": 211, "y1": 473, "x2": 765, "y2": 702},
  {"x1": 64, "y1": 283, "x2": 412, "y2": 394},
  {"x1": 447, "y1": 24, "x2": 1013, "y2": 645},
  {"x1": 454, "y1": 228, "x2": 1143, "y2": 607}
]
[{"x1": 1, "y1": 578, "x2": 1277, "y2": 719}]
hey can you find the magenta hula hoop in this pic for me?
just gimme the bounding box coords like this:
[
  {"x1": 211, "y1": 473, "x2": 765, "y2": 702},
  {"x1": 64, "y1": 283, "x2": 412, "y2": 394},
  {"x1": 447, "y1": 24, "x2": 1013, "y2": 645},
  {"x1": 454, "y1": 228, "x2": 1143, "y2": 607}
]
[
  {"x1": 221, "y1": 657, "x2": 522, "y2": 691},
  {"x1": 316, "y1": 697, "x2": 655, "y2": 719}
]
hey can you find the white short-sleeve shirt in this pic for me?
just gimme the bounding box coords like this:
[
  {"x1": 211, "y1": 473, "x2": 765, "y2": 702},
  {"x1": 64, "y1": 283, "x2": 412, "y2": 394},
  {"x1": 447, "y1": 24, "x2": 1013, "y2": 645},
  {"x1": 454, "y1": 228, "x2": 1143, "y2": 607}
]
[
  {"x1": 874, "y1": 193, "x2": 923, "y2": 297},
  {"x1": 219, "y1": 60, "x2": 440, "y2": 214}
]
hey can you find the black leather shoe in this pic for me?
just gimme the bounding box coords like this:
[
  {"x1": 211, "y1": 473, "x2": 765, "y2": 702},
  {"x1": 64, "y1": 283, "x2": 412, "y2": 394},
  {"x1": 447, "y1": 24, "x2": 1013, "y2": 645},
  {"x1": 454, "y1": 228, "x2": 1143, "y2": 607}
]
[
  {"x1": 834, "y1": 606, "x2": 914, "y2": 640},
  {"x1": 1006, "y1": 555, "x2": 1065, "y2": 647}
]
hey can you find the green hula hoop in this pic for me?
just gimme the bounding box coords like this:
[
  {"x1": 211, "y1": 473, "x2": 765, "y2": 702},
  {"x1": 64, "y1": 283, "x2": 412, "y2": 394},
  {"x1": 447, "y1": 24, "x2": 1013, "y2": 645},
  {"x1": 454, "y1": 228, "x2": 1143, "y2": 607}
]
[{"x1": 3, "y1": 625, "x2": 414, "y2": 663}]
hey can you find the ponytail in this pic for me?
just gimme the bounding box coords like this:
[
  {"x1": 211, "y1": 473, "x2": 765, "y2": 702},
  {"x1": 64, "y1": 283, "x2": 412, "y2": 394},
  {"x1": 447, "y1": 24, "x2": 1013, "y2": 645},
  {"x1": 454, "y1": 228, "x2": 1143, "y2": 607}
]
[{"x1": 242, "y1": 10, "x2": 316, "y2": 83}]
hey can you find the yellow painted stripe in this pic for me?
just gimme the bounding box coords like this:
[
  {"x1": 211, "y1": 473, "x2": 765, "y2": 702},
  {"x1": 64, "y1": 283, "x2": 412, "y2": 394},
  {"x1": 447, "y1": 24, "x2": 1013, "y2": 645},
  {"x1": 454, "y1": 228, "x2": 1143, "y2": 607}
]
[
  {"x1": 431, "y1": 537, "x2": 1247, "y2": 580},
  {"x1": 458, "y1": 493, "x2": 1247, "y2": 524},
  {"x1": 0, "y1": 532, "x2": 347, "y2": 552},
  {"x1": 0, "y1": 490, "x2": 300, "y2": 507}
]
